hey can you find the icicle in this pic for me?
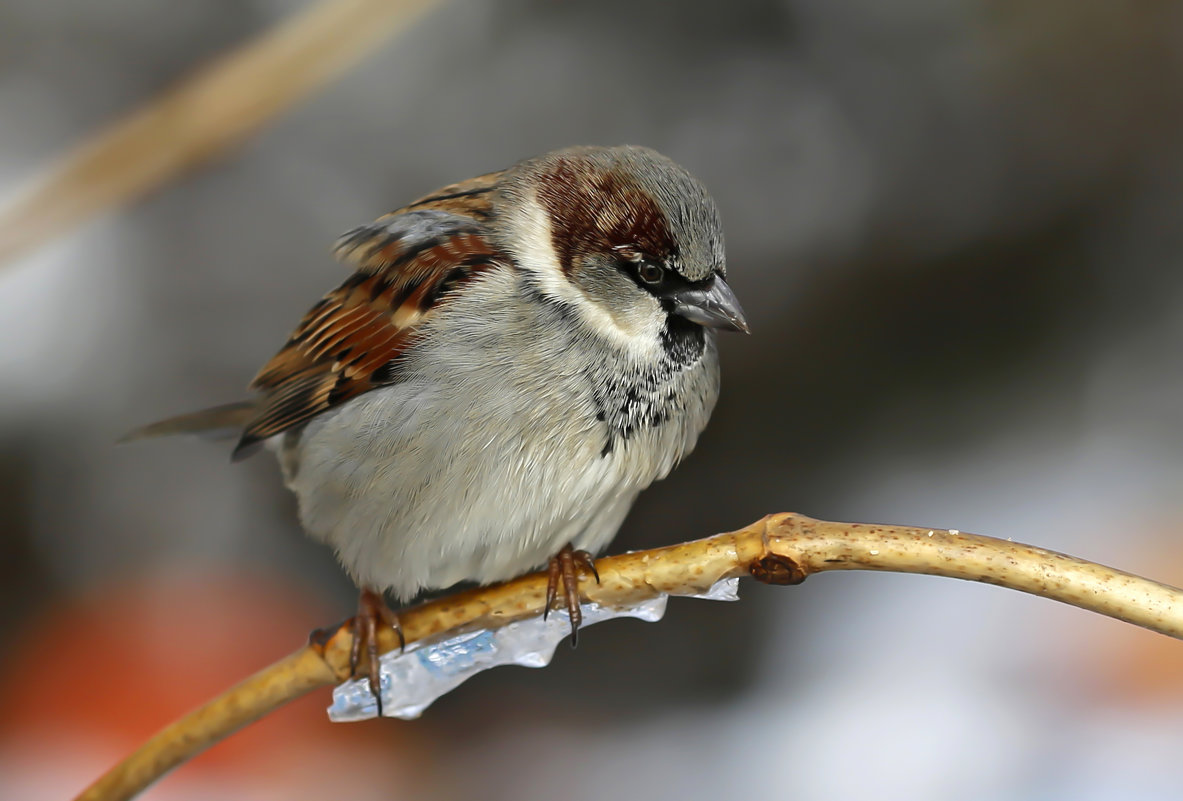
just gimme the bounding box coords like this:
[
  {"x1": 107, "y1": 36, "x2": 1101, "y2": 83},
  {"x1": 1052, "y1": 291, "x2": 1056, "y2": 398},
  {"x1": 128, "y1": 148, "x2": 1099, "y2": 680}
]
[{"x1": 328, "y1": 577, "x2": 740, "y2": 721}]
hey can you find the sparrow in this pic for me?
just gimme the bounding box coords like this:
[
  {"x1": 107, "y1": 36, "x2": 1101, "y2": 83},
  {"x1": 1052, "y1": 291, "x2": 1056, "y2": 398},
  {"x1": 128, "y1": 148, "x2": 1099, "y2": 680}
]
[{"x1": 125, "y1": 145, "x2": 748, "y2": 708}]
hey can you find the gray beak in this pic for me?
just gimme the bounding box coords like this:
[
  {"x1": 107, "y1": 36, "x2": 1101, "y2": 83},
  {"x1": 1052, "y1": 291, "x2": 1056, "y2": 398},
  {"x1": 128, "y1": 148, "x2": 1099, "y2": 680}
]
[{"x1": 670, "y1": 276, "x2": 750, "y2": 333}]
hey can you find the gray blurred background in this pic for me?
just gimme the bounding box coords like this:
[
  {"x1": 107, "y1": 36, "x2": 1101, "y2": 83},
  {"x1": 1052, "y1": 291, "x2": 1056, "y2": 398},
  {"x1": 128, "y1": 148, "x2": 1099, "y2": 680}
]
[{"x1": 3, "y1": 1, "x2": 1183, "y2": 799}]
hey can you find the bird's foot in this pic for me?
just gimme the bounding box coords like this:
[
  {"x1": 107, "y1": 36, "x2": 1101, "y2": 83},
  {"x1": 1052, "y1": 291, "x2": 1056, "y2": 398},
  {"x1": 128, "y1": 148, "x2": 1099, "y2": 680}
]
[
  {"x1": 544, "y1": 545, "x2": 600, "y2": 647},
  {"x1": 348, "y1": 588, "x2": 405, "y2": 716}
]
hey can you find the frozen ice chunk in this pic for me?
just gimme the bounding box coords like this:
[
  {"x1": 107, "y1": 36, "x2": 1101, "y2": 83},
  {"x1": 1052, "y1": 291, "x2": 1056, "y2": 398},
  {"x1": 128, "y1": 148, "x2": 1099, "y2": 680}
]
[
  {"x1": 328, "y1": 577, "x2": 739, "y2": 721},
  {"x1": 689, "y1": 576, "x2": 740, "y2": 602}
]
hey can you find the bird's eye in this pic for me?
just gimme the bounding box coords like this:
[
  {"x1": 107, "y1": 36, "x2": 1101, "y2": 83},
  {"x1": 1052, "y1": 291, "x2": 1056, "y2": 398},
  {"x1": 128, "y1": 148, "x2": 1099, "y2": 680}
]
[{"x1": 637, "y1": 262, "x2": 665, "y2": 284}]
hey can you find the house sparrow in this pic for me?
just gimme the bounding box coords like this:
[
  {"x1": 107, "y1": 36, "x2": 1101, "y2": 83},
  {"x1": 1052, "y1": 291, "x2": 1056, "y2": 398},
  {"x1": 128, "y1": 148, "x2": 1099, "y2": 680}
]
[{"x1": 126, "y1": 145, "x2": 748, "y2": 708}]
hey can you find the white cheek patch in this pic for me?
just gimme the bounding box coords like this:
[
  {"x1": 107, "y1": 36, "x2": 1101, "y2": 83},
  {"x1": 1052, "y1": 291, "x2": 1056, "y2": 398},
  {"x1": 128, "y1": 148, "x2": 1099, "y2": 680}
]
[{"x1": 509, "y1": 196, "x2": 664, "y2": 358}]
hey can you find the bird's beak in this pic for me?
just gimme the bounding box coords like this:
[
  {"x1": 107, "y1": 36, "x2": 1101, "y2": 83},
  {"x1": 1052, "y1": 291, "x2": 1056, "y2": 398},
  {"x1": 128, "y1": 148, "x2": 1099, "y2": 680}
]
[{"x1": 670, "y1": 276, "x2": 750, "y2": 333}]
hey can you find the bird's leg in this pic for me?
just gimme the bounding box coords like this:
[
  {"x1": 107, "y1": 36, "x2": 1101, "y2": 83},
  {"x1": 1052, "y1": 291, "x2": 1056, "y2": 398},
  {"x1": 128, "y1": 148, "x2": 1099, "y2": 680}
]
[
  {"x1": 544, "y1": 544, "x2": 601, "y2": 647},
  {"x1": 348, "y1": 588, "x2": 404, "y2": 716}
]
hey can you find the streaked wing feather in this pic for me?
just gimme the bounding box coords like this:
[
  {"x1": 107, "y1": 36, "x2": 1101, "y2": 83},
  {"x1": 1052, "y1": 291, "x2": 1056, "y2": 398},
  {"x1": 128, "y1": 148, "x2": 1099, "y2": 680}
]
[{"x1": 236, "y1": 180, "x2": 507, "y2": 457}]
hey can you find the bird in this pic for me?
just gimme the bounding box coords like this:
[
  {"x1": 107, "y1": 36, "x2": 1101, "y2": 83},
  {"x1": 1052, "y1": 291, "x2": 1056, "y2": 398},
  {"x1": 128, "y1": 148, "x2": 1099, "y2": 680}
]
[{"x1": 124, "y1": 145, "x2": 748, "y2": 709}]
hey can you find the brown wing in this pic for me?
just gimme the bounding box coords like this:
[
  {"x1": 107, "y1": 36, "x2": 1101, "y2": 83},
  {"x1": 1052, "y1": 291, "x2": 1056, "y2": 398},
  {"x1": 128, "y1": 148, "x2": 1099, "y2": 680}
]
[{"x1": 234, "y1": 175, "x2": 508, "y2": 459}]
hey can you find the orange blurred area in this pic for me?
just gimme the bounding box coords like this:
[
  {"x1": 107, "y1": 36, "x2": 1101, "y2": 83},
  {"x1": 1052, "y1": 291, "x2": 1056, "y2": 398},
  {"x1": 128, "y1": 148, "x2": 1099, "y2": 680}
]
[
  {"x1": 0, "y1": 571, "x2": 431, "y2": 801},
  {"x1": 1082, "y1": 530, "x2": 1183, "y2": 706}
]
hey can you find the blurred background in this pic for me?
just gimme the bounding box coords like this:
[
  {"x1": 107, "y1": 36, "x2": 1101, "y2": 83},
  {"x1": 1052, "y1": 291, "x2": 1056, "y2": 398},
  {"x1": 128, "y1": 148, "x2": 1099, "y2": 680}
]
[{"x1": 3, "y1": 0, "x2": 1183, "y2": 799}]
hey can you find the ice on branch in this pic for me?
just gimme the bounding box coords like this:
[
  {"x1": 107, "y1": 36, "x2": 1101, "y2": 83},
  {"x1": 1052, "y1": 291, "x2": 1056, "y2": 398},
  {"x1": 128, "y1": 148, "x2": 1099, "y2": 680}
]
[{"x1": 328, "y1": 577, "x2": 741, "y2": 721}]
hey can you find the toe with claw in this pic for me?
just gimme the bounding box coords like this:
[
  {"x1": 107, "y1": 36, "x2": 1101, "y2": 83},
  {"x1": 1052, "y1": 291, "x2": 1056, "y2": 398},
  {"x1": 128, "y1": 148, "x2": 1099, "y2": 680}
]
[
  {"x1": 348, "y1": 588, "x2": 405, "y2": 716},
  {"x1": 544, "y1": 544, "x2": 601, "y2": 647}
]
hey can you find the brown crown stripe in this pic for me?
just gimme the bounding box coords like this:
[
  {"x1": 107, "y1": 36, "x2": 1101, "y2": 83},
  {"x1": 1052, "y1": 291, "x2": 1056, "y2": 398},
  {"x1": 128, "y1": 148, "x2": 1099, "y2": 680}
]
[{"x1": 534, "y1": 157, "x2": 676, "y2": 275}]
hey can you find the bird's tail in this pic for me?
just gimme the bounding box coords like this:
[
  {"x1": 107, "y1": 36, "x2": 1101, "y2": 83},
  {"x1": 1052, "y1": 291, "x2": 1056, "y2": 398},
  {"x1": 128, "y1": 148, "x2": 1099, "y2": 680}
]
[{"x1": 119, "y1": 401, "x2": 256, "y2": 444}]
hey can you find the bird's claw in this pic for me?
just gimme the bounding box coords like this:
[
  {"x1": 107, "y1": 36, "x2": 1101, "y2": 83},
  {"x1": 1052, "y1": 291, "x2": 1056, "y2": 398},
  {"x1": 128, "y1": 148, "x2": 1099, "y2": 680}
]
[
  {"x1": 544, "y1": 545, "x2": 600, "y2": 647},
  {"x1": 348, "y1": 588, "x2": 404, "y2": 716}
]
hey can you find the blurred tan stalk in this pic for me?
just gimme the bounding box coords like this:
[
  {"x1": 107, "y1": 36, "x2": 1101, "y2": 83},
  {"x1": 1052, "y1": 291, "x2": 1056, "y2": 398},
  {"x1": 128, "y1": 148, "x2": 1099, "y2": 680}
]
[
  {"x1": 74, "y1": 512, "x2": 1183, "y2": 801},
  {"x1": 0, "y1": 0, "x2": 441, "y2": 266}
]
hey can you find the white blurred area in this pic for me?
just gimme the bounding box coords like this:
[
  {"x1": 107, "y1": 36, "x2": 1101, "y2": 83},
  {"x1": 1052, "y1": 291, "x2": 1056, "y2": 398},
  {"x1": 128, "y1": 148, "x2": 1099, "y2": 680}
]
[{"x1": 2, "y1": 1, "x2": 1183, "y2": 800}]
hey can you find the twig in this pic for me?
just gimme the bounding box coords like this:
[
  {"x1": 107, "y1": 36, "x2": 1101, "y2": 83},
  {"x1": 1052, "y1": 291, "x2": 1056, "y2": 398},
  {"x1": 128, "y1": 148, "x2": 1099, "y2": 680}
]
[
  {"x1": 0, "y1": 0, "x2": 441, "y2": 266},
  {"x1": 74, "y1": 513, "x2": 1183, "y2": 801}
]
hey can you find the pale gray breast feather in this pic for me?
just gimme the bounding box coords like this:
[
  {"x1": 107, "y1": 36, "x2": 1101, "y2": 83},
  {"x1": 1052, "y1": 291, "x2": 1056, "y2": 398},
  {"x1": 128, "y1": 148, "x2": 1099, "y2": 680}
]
[{"x1": 406, "y1": 268, "x2": 720, "y2": 464}]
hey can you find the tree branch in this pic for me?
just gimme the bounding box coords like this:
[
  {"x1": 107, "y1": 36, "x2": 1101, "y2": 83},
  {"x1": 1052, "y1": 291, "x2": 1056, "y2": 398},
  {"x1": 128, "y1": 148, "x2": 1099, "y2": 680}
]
[
  {"x1": 0, "y1": 0, "x2": 442, "y2": 267},
  {"x1": 74, "y1": 513, "x2": 1183, "y2": 801}
]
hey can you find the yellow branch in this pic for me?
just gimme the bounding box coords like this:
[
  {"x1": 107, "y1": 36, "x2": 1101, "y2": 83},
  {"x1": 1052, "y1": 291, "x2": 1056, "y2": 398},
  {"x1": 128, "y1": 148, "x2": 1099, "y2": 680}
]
[
  {"x1": 0, "y1": 0, "x2": 442, "y2": 266},
  {"x1": 74, "y1": 513, "x2": 1183, "y2": 801}
]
